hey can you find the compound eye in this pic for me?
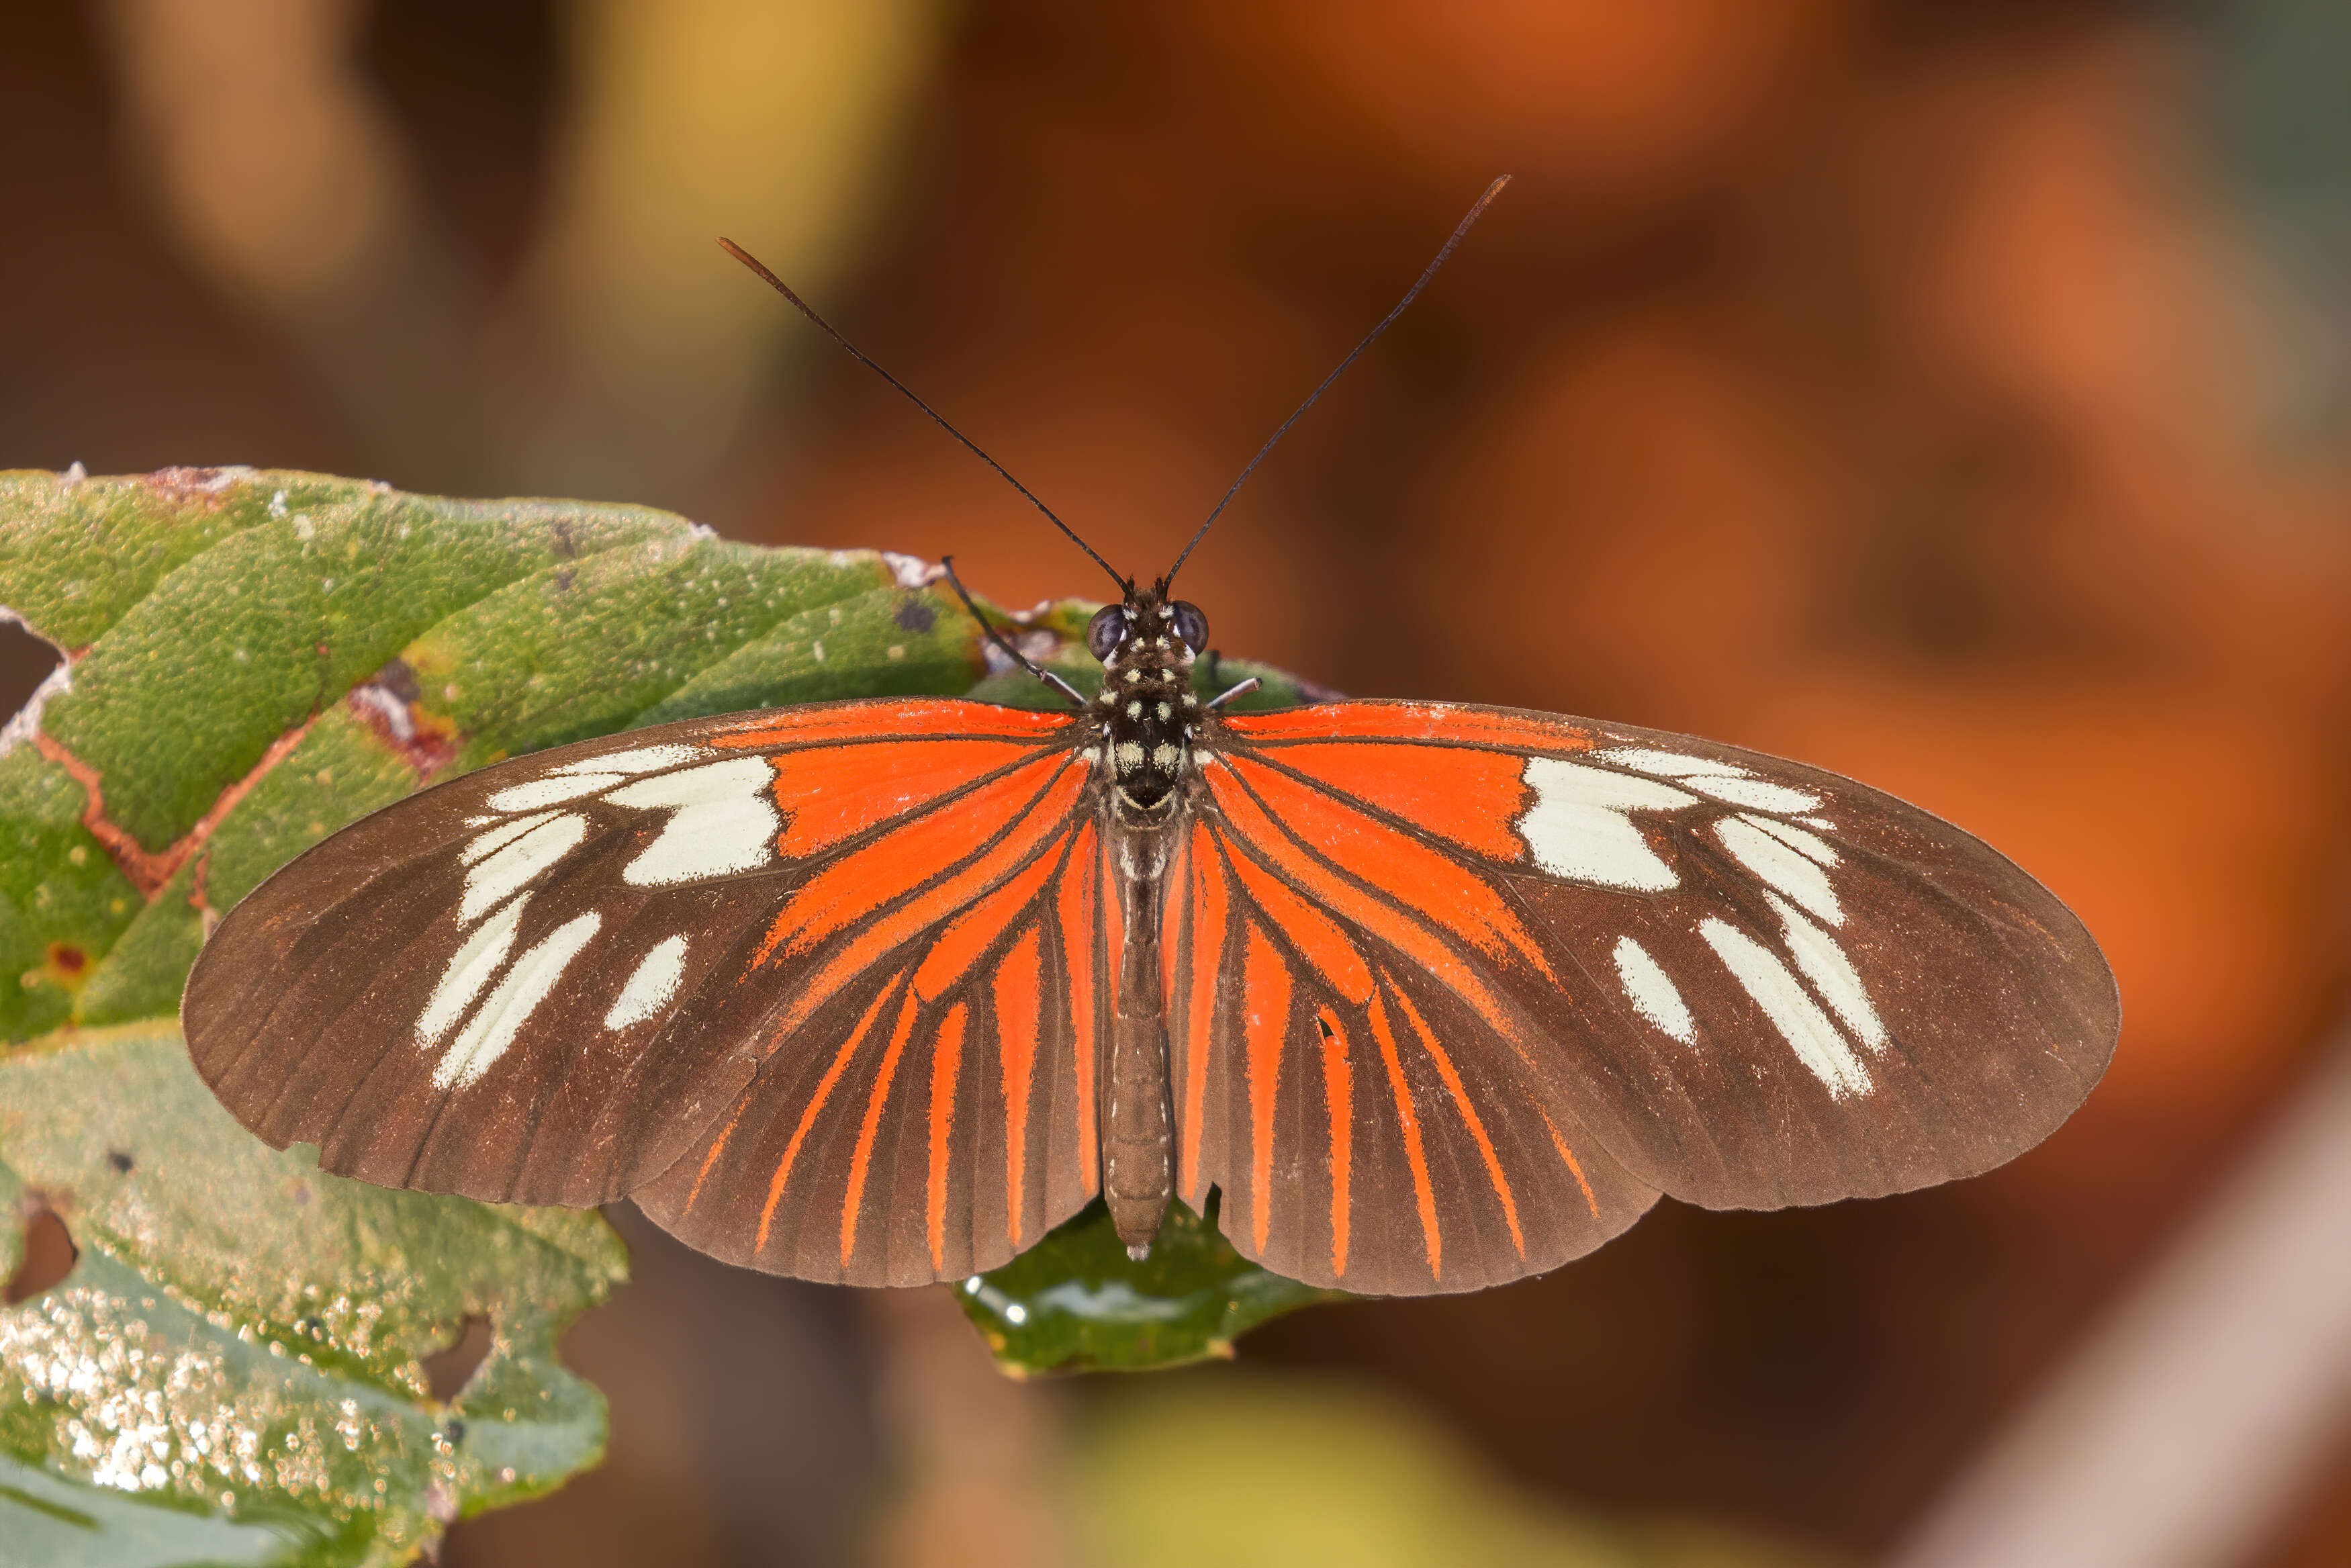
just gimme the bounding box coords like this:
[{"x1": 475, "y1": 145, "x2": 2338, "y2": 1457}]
[
  {"x1": 1085, "y1": 605, "x2": 1129, "y2": 661},
  {"x1": 1170, "y1": 600, "x2": 1209, "y2": 652}
]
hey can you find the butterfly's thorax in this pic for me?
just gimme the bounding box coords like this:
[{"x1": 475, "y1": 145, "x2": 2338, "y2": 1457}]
[{"x1": 1092, "y1": 593, "x2": 1200, "y2": 813}]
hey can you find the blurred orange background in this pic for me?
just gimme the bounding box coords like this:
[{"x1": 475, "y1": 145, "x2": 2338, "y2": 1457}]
[{"x1": 5, "y1": 3, "x2": 2348, "y2": 1565}]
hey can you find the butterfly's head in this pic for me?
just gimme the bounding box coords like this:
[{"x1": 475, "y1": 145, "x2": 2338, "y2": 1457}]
[{"x1": 1083, "y1": 581, "x2": 1208, "y2": 672}]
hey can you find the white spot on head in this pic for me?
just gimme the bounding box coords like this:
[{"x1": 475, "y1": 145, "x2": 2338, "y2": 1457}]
[
  {"x1": 1700, "y1": 917, "x2": 1870, "y2": 1097},
  {"x1": 1114, "y1": 741, "x2": 1145, "y2": 773},
  {"x1": 1156, "y1": 702, "x2": 1171, "y2": 721},
  {"x1": 1150, "y1": 742, "x2": 1180, "y2": 770},
  {"x1": 462, "y1": 814, "x2": 589, "y2": 923},
  {"x1": 1714, "y1": 817, "x2": 1841, "y2": 925},
  {"x1": 609, "y1": 757, "x2": 781, "y2": 886},
  {"x1": 1610, "y1": 936, "x2": 1694, "y2": 1044},
  {"x1": 417, "y1": 899, "x2": 527, "y2": 1046},
  {"x1": 432, "y1": 912, "x2": 604, "y2": 1089},
  {"x1": 1125, "y1": 669, "x2": 1143, "y2": 683},
  {"x1": 1518, "y1": 758, "x2": 1694, "y2": 890},
  {"x1": 1181, "y1": 693, "x2": 1199, "y2": 708},
  {"x1": 604, "y1": 934, "x2": 690, "y2": 1031},
  {"x1": 1126, "y1": 700, "x2": 1142, "y2": 718},
  {"x1": 1763, "y1": 891, "x2": 1885, "y2": 1049}
]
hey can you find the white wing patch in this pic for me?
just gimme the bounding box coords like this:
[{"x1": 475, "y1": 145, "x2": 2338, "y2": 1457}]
[
  {"x1": 549, "y1": 743, "x2": 700, "y2": 776},
  {"x1": 1713, "y1": 815, "x2": 1841, "y2": 926},
  {"x1": 431, "y1": 911, "x2": 603, "y2": 1089},
  {"x1": 1699, "y1": 917, "x2": 1871, "y2": 1098},
  {"x1": 461, "y1": 813, "x2": 588, "y2": 923},
  {"x1": 418, "y1": 899, "x2": 527, "y2": 1047},
  {"x1": 1764, "y1": 890, "x2": 1886, "y2": 1050},
  {"x1": 604, "y1": 934, "x2": 690, "y2": 1031},
  {"x1": 608, "y1": 757, "x2": 782, "y2": 886},
  {"x1": 1520, "y1": 758, "x2": 1694, "y2": 890},
  {"x1": 1611, "y1": 935, "x2": 1696, "y2": 1044},
  {"x1": 1524, "y1": 744, "x2": 1888, "y2": 1097}
]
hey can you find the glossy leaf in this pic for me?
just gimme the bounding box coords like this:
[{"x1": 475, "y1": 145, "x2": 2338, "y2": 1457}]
[
  {"x1": 957, "y1": 1199, "x2": 1340, "y2": 1375},
  {"x1": 1, "y1": 1023, "x2": 625, "y2": 1567}
]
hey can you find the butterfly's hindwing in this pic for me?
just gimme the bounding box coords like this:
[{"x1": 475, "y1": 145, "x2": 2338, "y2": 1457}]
[{"x1": 1165, "y1": 811, "x2": 1661, "y2": 1296}]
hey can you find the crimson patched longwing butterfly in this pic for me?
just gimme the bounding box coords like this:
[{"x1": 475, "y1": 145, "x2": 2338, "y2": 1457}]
[{"x1": 183, "y1": 180, "x2": 2117, "y2": 1296}]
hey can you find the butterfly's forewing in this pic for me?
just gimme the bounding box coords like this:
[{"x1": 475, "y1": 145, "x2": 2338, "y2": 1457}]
[
  {"x1": 1179, "y1": 701, "x2": 2118, "y2": 1292},
  {"x1": 185, "y1": 698, "x2": 1107, "y2": 1285}
]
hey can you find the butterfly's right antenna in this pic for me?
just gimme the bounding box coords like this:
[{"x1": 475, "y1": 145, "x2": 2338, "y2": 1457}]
[
  {"x1": 721, "y1": 239, "x2": 1130, "y2": 596},
  {"x1": 1162, "y1": 175, "x2": 1512, "y2": 590}
]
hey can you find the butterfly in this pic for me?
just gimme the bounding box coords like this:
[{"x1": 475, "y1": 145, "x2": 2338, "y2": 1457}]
[{"x1": 181, "y1": 181, "x2": 2119, "y2": 1296}]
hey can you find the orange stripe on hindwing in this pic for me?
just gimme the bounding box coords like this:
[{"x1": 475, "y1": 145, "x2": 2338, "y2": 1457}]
[
  {"x1": 754, "y1": 978, "x2": 901, "y2": 1254},
  {"x1": 1241, "y1": 922, "x2": 1291, "y2": 1255},
  {"x1": 1385, "y1": 974, "x2": 1523, "y2": 1258},
  {"x1": 1057, "y1": 819, "x2": 1102, "y2": 1197},
  {"x1": 995, "y1": 927, "x2": 1044, "y2": 1246},
  {"x1": 1226, "y1": 754, "x2": 1552, "y2": 978},
  {"x1": 1217, "y1": 831, "x2": 1374, "y2": 1004},
  {"x1": 1535, "y1": 1105, "x2": 1603, "y2": 1221},
  {"x1": 1367, "y1": 990, "x2": 1442, "y2": 1279},
  {"x1": 841, "y1": 987, "x2": 925, "y2": 1269},
  {"x1": 1316, "y1": 1006, "x2": 1353, "y2": 1279},
  {"x1": 714, "y1": 700, "x2": 1076, "y2": 749},
  {"x1": 1209, "y1": 777, "x2": 1525, "y2": 1045},
  {"x1": 927, "y1": 1001, "x2": 969, "y2": 1273},
  {"x1": 1179, "y1": 823, "x2": 1228, "y2": 1200},
  {"x1": 912, "y1": 846, "x2": 1064, "y2": 1001}
]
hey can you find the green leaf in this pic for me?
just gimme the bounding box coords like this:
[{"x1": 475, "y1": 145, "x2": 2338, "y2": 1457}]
[
  {"x1": 958, "y1": 1198, "x2": 1341, "y2": 1375},
  {"x1": 0, "y1": 465, "x2": 1332, "y2": 1527},
  {"x1": 1, "y1": 1023, "x2": 623, "y2": 1567}
]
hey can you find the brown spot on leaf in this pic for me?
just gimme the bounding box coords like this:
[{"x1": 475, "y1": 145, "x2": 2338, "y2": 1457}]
[
  {"x1": 5, "y1": 1203, "x2": 77, "y2": 1303},
  {"x1": 346, "y1": 674, "x2": 463, "y2": 780},
  {"x1": 894, "y1": 596, "x2": 937, "y2": 633},
  {"x1": 44, "y1": 942, "x2": 87, "y2": 979}
]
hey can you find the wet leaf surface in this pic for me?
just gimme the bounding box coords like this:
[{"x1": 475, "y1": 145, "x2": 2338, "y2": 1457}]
[
  {"x1": 957, "y1": 1199, "x2": 1341, "y2": 1375},
  {"x1": 0, "y1": 467, "x2": 1334, "y2": 1557}
]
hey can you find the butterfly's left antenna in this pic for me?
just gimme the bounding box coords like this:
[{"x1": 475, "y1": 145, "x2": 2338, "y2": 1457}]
[
  {"x1": 719, "y1": 239, "x2": 1130, "y2": 596},
  {"x1": 1161, "y1": 174, "x2": 1512, "y2": 590}
]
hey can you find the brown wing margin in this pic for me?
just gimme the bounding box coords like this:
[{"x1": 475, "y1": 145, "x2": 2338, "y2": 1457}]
[
  {"x1": 1165, "y1": 815, "x2": 1659, "y2": 1297},
  {"x1": 633, "y1": 806, "x2": 1113, "y2": 1288}
]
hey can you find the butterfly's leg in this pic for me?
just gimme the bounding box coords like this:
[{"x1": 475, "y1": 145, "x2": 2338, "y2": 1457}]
[{"x1": 1204, "y1": 676, "x2": 1261, "y2": 711}]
